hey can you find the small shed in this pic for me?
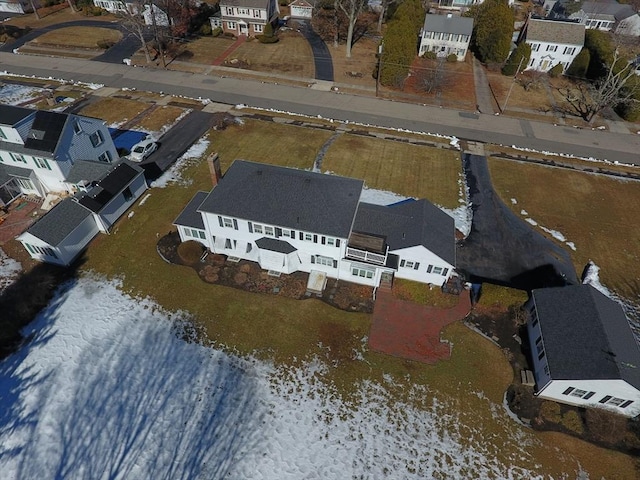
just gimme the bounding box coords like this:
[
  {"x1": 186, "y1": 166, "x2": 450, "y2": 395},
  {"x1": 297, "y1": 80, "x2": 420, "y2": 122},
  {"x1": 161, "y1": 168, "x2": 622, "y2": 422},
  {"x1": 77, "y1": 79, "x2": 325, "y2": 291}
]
[{"x1": 289, "y1": 0, "x2": 313, "y2": 19}]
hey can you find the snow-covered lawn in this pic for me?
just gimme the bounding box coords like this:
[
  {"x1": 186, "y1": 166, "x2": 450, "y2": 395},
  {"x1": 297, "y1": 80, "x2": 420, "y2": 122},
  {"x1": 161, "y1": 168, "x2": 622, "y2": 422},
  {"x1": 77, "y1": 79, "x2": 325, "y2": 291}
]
[
  {"x1": 0, "y1": 277, "x2": 546, "y2": 479},
  {"x1": 0, "y1": 248, "x2": 21, "y2": 293}
]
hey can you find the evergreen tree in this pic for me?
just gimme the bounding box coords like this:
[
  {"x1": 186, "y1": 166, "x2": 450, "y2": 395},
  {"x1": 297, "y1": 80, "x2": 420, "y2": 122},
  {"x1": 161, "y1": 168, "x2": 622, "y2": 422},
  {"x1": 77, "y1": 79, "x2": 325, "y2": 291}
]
[
  {"x1": 501, "y1": 42, "x2": 531, "y2": 76},
  {"x1": 566, "y1": 48, "x2": 590, "y2": 78},
  {"x1": 469, "y1": 0, "x2": 514, "y2": 64}
]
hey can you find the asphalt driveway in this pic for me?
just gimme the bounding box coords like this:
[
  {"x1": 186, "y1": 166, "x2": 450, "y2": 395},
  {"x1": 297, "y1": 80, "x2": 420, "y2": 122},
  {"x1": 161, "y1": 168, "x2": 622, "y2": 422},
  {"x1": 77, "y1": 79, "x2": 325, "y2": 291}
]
[
  {"x1": 298, "y1": 20, "x2": 333, "y2": 82},
  {"x1": 456, "y1": 153, "x2": 579, "y2": 290}
]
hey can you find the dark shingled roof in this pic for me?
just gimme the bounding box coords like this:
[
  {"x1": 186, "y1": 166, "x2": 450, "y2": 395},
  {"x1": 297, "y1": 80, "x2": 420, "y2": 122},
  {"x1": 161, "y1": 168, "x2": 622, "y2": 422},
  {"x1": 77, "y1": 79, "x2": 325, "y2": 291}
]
[
  {"x1": 173, "y1": 191, "x2": 208, "y2": 230},
  {"x1": 533, "y1": 285, "x2": 640, "y2": 389},
  {"x1": 255, "y1": 237, "x2": 296, "y2": 254},
  {"x1": 198, "y1": 160, "x2": 364, "y2": 239},
  {"x1": 0, "y1": 164, "x2": 32, "y2": 184},
  {"x1": 526, "y1": 18, "x2": 585, "y2": 46},
  {"x1": 581, "y1": 0, "x2": 637, "y2": 21},
  {"x1": 352, "y1": 200, "x2": 456, "y2": 266},
  {"x1": 221, "y1": 0, "x2": 269, "y2": 8},
  {"x1": 423, "y1": 13, "x2": 473, "y2": 36},
  {"x1": 65, "y1": 160, "x2": 114, "y2": 185},
  {"x1": 77, "y1": 162, "x2": 142, "y2": 213},
  {"x1": 0, "y1": 105, "x2": 33, "y2": 126},
  {"x1": 26, "y1": 198, "x2": 92, "y2": 246},
  {"x1": 23, "y1": 110, "x2": 68, "y2": 153}
]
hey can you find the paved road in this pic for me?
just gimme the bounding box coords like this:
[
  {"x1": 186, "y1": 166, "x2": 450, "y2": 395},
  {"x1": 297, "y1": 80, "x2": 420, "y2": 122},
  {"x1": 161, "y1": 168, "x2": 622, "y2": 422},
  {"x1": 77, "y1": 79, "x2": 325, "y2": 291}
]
[
  {"x1": 1, "y1": 52, "x2": 639, "y2": 164},
  {"x1": 298, "y1": 21, "x2": 333, "y2": 82}
]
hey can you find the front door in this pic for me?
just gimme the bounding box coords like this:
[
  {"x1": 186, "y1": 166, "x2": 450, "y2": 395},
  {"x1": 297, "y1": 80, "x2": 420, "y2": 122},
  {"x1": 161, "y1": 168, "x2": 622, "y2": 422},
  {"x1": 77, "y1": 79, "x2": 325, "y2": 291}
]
[{"x1": 239, "y1": 23, "x2": 248, "y2": 36}]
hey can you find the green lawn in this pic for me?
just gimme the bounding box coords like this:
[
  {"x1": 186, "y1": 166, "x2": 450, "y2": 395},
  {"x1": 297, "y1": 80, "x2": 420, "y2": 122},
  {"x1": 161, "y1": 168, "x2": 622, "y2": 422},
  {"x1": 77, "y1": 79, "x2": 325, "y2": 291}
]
[{"x1": 323, "y1": 134, "x2": 462, "y2": 208}]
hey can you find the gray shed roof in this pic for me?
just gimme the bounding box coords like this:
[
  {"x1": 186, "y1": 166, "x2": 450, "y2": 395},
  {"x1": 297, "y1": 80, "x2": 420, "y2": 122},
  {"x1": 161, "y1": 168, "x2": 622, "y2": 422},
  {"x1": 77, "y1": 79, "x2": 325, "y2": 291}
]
[
  {"x1": 532, "y1": 285, "x2": 640, "y2": 389},
  {"x1": 526, "y1": 18, "x2": 585, "y2": 45},
  {"x1": 352, "y1": 200, "x2": 456, "y2": 266},
  {"x1": 0, "y1": 164, "x2": 32, "y2": 184},
  {"x1": 25, "y1": 197, "x2": 92, "y2": 246},
  {"x1": 198, "y1": 160, "x2": 364, "y2": 239},
  {"x1": 65, "y1": 159, "x2": 114, "y2": 185},
  {"x1": 423, "y1": 13, "x2": 473, "y2": 35},
  {"x1": 77, "y1": 161, "x2": 143, "y2": 213},
  {"x1": 0, "y1": 105, "x2": 33, "y2": 126},
  {"x1": 255, "y1": 237, "x2": 296, "y2": 254},
  {"x1": 173, "y1": 191, "x2": 208, "y2": 230}
]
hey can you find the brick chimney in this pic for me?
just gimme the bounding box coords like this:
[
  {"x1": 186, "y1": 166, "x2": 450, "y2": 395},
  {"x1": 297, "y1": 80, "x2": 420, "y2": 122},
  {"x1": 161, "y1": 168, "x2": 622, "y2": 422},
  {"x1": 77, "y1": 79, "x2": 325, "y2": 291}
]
[{"x1": 207, "y1": 152, "x2": 222, "y2": 186}]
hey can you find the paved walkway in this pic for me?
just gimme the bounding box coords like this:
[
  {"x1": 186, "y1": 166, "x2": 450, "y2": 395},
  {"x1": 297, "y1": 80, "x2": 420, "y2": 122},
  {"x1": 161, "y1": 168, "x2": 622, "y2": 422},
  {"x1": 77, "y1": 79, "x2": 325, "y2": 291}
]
[
  {"x1": 472, "y1": 57, "x2": 497, "y2": 114},
  {"x1": 369, "y1": 290, "x2": 472, "y2": 364},
  {"x1": 211, "y1": 36, "x2": 247, "y2": 67}
]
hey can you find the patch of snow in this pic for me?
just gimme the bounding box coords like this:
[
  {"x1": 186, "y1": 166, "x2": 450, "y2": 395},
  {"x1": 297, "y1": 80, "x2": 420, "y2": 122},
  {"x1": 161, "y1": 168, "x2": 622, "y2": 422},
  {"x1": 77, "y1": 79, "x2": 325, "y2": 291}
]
[
  {"x1": 138, "y1": 193, "x2": 152, "y2": 206},
  {"x1": 123, "y1": 58, "x2": 131, "y2": 66},
  {"x1": 0, "y1": 277, "x2": 553, "y2": 479},
  {"x1": 0, "y1": 83, "x2": 43, "y2": 105},
  {"x1": 525, "y1": 218, "x2": 537, "y2": 226},
  {"x1": 520, "y1": 209, "x2": 528, "y2": 215},
  {"x1": 0, "y1": 248, "x2": 21, "y2": 293},
  {"x1": 127, "y1": 211, "x2": 135, "y2": 219},
  {"x1": 449, "y1": 137, "x2": 459, "y2": 149},
  {"x1": 359, "y1": 187, "x2": 410, "y2": 206},
  {"x1": 442, "y1": 204, "x2": 472, "y2": 237},
  {"x1": 510, "y1": 198, "x2": 517, "y2": 205},
  {"x1": 151, "y1": 137, "x2": 210, "y2": 188},
  {"x1": 566, "y1": 242, "x2": 576, "y2": 251},
  {"x1": 540, "y1": 226, "x2": 566, "y2": 242}
]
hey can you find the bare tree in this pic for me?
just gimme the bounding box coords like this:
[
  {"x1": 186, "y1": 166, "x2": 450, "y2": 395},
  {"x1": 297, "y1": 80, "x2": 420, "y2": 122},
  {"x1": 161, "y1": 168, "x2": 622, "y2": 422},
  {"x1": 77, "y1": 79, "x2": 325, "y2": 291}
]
[
  {"x1": 415, "y1": 58, "x2": 448, "y2": 94},
  {"x1": 335, "y1": 0, "x2": 366, "y2": 57},
  {"x1": 116, "y1": 0, "x2": 153, "y2": 63},
  {"x1": 560, "y1": 50, "x2": 640, "y2": 122},
  {"x1": 376, "y1": 0, "x2": 399, "y2": 34}
]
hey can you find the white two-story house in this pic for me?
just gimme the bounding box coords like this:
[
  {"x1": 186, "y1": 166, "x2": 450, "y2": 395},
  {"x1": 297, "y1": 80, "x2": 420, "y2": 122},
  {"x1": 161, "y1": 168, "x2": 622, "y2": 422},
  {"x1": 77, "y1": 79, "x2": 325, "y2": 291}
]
[
  {"x1": 174, "y1": 160, "x2": 456, "y2": 290},
  {"x1": 93, "y1": 0, "x2": 170, "y2": 26},
  {"x1": 569, "y1": 0, "x2": 640, "y2": 37},
  {"x1": 419, "y1": 13, "x2": 473, "y2": 61},
  {"x1": 218, "y1": 0, "x2": 279, "y2": 36},
  {"x1": 518, "y1": 17, "x2": 585, "y2": 73},
  {"x1": 526, "y1": 285, "x2": 640, "y2": 418},
  {"x1": 0, "y1": 106, "x2": 118, "y2": 207}
]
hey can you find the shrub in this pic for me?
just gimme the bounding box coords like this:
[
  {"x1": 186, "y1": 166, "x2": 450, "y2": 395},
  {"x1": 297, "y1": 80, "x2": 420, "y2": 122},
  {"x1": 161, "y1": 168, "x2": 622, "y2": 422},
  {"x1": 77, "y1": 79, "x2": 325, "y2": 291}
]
[
  {"x1": 446, "y1": 53, "x2": 458, "y2": 62},
  {"x1": 561, "y1": 410, "x2": 584, "y2": 435},
  {"x1": 539, "y1": 401, "x2": 561, "y2": 423},
  {"x1": 96, "y1": 40, "x2": 115, "y2": 49},
  {"x1": 279, "y1": 0, "x2": 288, "y2": 5},
  {"x1": 548, "y1": 63, "x2": 563, "y2": 78},
  {"x1": 423, "y1": 51, "x2": 437, "y2": 59},
  {"x1": 257, "y1": 34, "x2": 279, "y2": 43},
  {"x1": 566, "y1": 48, "x2": 590, "y2": 78},
  {"x1": 211, "y1": 27, "x2": 222, "y2": 37},
  {"x1": 200, "y1": 23, "x2": 212, "y2": 36},
  {"x1": 585, "y1": 407, "x2": 629, "y2": 445},
  {"x1": 502, "y1": 42, "x2": 531, "y2": 76},
  {"x1": 615, "y1": 102, "x2": 640, "y2": 122},
  {"x1": 177, "y1": 241, "x2": 204, "y2": 265}
]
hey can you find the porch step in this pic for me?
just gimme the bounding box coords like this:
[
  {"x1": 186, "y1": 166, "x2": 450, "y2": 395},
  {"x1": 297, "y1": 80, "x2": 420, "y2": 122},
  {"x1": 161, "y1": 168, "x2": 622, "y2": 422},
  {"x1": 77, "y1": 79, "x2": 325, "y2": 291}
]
[{"x1": 227, "y1": 256, "x2": 241, "y2": 263}]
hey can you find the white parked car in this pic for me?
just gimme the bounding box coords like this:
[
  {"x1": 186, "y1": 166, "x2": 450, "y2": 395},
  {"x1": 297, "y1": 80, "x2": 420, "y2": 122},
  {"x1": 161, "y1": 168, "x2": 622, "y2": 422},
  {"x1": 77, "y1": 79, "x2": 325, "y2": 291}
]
[{"x1": 129, "y1": 139, "x2": 158, "y2": 162}]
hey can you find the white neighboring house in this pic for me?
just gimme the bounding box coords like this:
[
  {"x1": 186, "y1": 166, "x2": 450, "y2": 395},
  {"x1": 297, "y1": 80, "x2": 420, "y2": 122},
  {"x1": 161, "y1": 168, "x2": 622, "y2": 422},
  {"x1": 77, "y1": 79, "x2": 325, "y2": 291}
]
[
  {"x1": 93, "y1": 0, "x2": 170, "y2": 26},
  {"x1": 18, "y1": 161, "x2": 148, "y2": 266},
  {"x1": 219, "y1": 0, "x2": 280, "y2": 36},
  {"x1": 289, "y1": 0, "x2": 313, "y2": 19},
  {"x1": 143, "y1": 3, "x2": 170, "y2": 27},
  {"x1": 526, "y1": 285, "x2": 640, "y2": 418},
  {"x1": 0, "y1": 0, "x2": 39, "y2": 13},
  {"x1": 173, "y1": 160, "x2": 456, "y2": 290},
  {"x1": 0, "y1": 106, "x2": 119, "y2": 207},
  {"x1": 518, "y1": 17, "x2": 585, "y2": 73},
  {"x1": 419, "y1": 13, "x2": 474, "y2": 62},
  {"x1": 569, "y1": 0, "x2": 640, "y2": 37}
]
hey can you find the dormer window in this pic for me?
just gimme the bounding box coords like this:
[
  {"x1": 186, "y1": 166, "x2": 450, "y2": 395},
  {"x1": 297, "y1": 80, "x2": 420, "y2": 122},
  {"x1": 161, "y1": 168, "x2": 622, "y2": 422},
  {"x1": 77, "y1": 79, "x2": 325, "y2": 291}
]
[{"x1": 73, "y1": 121, "x2": 82, "y2": 134}]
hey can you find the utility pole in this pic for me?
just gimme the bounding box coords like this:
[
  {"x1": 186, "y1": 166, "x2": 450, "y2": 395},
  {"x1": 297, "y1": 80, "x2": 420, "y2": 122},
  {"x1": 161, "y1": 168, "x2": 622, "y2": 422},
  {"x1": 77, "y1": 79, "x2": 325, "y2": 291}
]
[
  {"x1": 501, "y1": 56, "x2": 525, "y2": 114},
  {"x1": 376, "y1": 43, "x2": 383, "y2": 97}
]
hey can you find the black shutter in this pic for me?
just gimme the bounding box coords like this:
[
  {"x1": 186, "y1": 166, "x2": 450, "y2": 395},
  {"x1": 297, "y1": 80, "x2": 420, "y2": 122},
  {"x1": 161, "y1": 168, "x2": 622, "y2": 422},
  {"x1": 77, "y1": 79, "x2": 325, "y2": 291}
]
[
  {"x1": 583, "y1": 391, "x2": 595, "y2": 400},
  {"x1": 311, "y1": 256, "x2": 315, "y2": 264},
  {"x1": 442, "y1": 268, "x2": 448, "y2": 276},
  {"x1": 313, "y1": 235, "x2": 318, "y2": 243},
  {"x1": 414, "y1": 262, "x2": 420, "y2": 270},
  {"x1": 299, "y1": 231, "x2": 303, "y2": 240},
  {"x1": 233, "y1": 219, "x2": 238, "y2": 230},
  {"x1": 248, "y1": 222, "x2": 253, "y2": 233},
  {"x1": 562, "y1": 387, "x2": 574, "y2": 395},
  {"x1": 291, "y1": 230, "x2": 295, "y2": 238},
  {"x1": 336, "y1": 239, "x2": 340, "y2": 247},
  {"x1": 321, "y1": 236, "x2": 326, "y2": 245},
  {"x1": 400, "y1": 260, "x2": 405, "y2": 267},
  {"x1": 333, "y1": 260, "x2": 337, "y2": 268},
  {"x1": 599, "y1": 395, "x2": 612, "y2": 404},
  {"x1": 218, "y1": 216, "x2": 223, "y2": 227},
  {"x1": 275, "y1": 227, "x2": 282, "y2": 237},
  {"x1": 621, "y1": 400, "x2": 633, "y2": 408},
  {"x1": 427, "y1": 265, "x2": 432, "y2": 273}
]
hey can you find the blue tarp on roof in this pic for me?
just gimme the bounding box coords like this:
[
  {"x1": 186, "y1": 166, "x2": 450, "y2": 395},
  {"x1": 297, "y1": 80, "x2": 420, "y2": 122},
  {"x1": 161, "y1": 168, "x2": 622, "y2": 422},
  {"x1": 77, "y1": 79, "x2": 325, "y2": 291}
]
[{"x1": 109, "y1": 128, "x2": 148, "y2": 153}]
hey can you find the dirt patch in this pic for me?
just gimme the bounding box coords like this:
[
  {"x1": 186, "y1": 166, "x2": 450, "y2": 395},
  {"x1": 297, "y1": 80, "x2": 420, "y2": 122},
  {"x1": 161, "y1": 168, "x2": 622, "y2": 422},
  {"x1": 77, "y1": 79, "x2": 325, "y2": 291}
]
[{"x1": 157, "y1": 231, "x2": 374, "y2": 313}]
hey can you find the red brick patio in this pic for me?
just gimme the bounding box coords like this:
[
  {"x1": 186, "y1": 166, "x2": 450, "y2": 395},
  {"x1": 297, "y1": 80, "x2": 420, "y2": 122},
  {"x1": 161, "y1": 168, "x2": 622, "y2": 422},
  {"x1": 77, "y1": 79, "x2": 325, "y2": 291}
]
[
  {"x1": 0, "y1": 199, "x2": 43, "y2": 245},
  {"x1": 369, "y1": 289, "x2": 472, "y2": 364}
]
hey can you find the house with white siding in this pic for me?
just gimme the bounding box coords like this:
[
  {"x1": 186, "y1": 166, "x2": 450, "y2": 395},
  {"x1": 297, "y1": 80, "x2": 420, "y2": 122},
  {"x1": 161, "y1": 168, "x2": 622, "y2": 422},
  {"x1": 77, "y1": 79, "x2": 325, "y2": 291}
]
[
  {"x1": 526, "y1": 285, "x2": 640, "y2": 417},
  {"x1": 518, "y1": 17, "x2": 585, "y2": 73},
  {"x1": 173, "y1": 160, "x2": 455, "y2": 290},
  {"x1": 289, "y1": 0, "x2": 313, "y2": 19},
  {"x1": 568, "y1": 0, "x2": 640, "y2": 37},
  {"x1": 218, "y1": 0, "x2": 279, "y2": 36},
  {"x1": 0, "y1": 0, "x2": 39, "y2": 13},
  {"x1": 0, "y1": 106, "x2": 118, "y2": 207},
  {"x1": 93, "y1": 0, "x2": 170, "y2": 26},
  {"x1": 419, "y1": 13, "x2": 473, "y2": 61},
  {"x1": 18, "y1": 161, "x2": 147, "y2": 266}
]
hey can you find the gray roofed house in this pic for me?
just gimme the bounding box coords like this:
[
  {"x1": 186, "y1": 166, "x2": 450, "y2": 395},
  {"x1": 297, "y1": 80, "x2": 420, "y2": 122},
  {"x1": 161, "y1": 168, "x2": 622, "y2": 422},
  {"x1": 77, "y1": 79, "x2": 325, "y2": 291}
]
[
  {"x1": 532, "y1": 285, "x2": 640, "y2": 389},
  {"x1": 568, "y1": 0, "x2": 640, "y2": 36},
  {"x1": 198, "y1": 160, "x2": 364, "y2": 239},
  {"x1": 419, "y1": 13, "x2": 474, "y2": 61},
  {"x1": 173, "y1": 191, "x2": 208, "y2": 230},
  {"x1": 353, "y1": 200, "x2": 456, "y2": 266},
  {"x1": 524, "y1": 17, "x2": 585, "y2": 45},
  {"x1": 0, "y1": 105, "x2": 33, "y2": 126},
  {"x1": 422, "y1": 13, "x2": 474, "y2": 36},
  {"x1": 25, "y1": 198, "x2": 92, "y2": 246}
]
